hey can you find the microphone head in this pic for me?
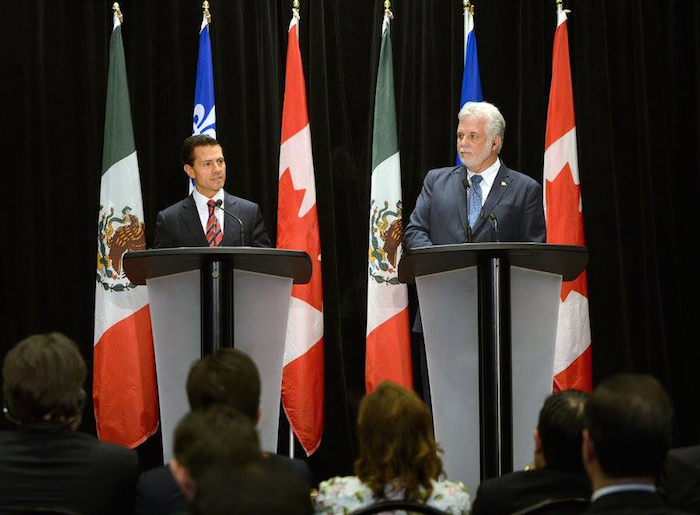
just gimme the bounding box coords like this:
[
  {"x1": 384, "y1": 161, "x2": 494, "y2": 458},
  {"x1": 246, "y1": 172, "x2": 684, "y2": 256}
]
[
  {"x1": 462, "y1": 178, "x2": 470, "y2": 190},
  {"x1": 215, "y1": 199, "x2": 223, "y2": 207}
]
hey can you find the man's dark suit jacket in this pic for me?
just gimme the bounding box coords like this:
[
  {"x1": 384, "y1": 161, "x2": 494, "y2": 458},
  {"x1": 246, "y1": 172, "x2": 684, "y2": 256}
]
[
  {"x1": 471, "y1": 469, "x2": 591, "y2": 515},
  {"x1": 135, "y1": 454, "x2": 312, "y2": 515},
  {"x1": 659, "y1": 445, "x2": 700, "y2": 513},
  {"x1": 586, "y1": 490, "x2": 692, "y2": 515},
  {"x1": 0, "y1": 425, "x2": 139, "y2": 515},
  {"x1": 405, "y1": 162, "x2": 546, "y2": 249},
  {"x1": 153, "y1": 191, "x2": 271, "y2": 248},
  {"x1": 405, "y1": 162, "x2": 546, "y2": 331}
]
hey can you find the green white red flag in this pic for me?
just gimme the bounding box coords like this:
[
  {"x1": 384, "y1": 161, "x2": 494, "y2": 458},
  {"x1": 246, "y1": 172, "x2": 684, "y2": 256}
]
[
  {"x1": 94, "y1": 8, "x2": 159, "y2": 447},
  {"x1": 365, "y1": 12, "x2": 413, "y2": 393}
]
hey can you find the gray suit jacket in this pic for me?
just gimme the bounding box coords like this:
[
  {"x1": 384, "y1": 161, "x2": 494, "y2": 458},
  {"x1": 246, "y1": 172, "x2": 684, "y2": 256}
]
[
  {"x1": 405, "y1": 162, "x2": 546, "y2": 248},
  {"x1": 153, "y1": 191, "x2": 271, "y2": 249}
]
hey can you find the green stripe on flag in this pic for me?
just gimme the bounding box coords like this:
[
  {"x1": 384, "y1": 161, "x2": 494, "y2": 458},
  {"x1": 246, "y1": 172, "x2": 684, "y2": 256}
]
[
  {"x1": 101, "y1": 25, "x2": 136, "y2": 176},
  {"x1": 372, "y1": 24, "x2": 399, "y2": 171}
]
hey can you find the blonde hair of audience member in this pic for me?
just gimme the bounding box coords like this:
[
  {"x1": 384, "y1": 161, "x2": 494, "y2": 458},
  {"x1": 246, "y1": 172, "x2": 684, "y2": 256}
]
[{"x1": 355, "y1": 381, "x2": 444, "y2": 500}]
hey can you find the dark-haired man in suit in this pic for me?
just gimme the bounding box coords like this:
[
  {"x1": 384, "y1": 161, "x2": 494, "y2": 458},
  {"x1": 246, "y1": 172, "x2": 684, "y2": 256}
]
[
  {"x1": 471, "y1": 390, "x2": 591, "y2": 515},
  {"x1": 153, "y1": 135, "x2": 271, "y2": 249},
  {"x1": 135, "y1": 348, "x2": 310, "y2": 515},
  {"x1": 582, "y1": 373, "x2": 691, "y2": 515}
]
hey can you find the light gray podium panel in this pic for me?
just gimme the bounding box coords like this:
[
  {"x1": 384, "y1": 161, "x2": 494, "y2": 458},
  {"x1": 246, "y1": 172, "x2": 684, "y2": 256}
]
[
  {"x1": 232, "y1": 270, "x2": 293, "y2": 454},
  {"x1": 416, "y1": 265, "x2": 562, "y2": 496},
  {"x1": 147, "y1": 269, "x2": 293, "y2": 463},
  {"x1": 147, "y1": 270, "x2": 201, "y2": 464},
  {"x1": 510, "y1": 266, "x2": 562, "y2": 469},
  {"x1": 417, "y1": 267, "x2": 480, "y2": 495}
]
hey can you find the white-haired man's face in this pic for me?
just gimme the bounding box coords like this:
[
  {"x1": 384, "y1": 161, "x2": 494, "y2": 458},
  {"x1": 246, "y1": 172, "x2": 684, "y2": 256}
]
[{"x1": 456, "y1": 115, "x2": 500, "y2": 173}]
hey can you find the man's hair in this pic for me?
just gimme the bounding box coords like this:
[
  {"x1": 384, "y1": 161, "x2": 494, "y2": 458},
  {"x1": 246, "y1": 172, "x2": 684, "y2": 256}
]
[
  {"x1": 181, "y1": 134, "x2": 222, "y2": 167},
  {"x1": 186, "y1": 348, "x2": 261, "y2": 420},
  {"x1": 355, "y1": 381, "x2": 444, "y2": 501},
  {"x1": 193, "y1": 460, "x2": 312, "y2": 515},
  {"x1": 457, "y1": 101, "x2": 506, "y2": 152},
  {"x1": 2, "y1": 332, "x2": 86, "y2": 424},
  {"x1": 585, "y1": 373, "x2": 673, "y2": 478},
  {"x1": 537, "y1": 390, "x2": 589, "y2": 473},
  {"x1": 173, "y1": 405, "x2": 260, "y2": 482}
]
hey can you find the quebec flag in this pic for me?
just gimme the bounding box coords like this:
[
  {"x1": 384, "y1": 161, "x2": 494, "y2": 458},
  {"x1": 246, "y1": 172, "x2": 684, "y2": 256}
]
[{"x1": 190, "y1": 11, "x2": 216, "y2": 192}]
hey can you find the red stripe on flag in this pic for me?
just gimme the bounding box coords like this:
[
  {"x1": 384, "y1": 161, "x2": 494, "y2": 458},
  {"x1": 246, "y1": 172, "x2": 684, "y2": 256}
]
[
  {"x1": 280, "y1": 23, "x2": 310, "y2": 144},
  {"x1": 93, "y1": 305, "x2": 159, "y2": 448},
  {"x1": 365, "y1": 308, "x2": 413, "y2": 393},
  {"x1": 553, "y1": 345, "x2": 592, "y2": 393},
  {"x1": 545, "y1": 20, "x2": 575, "y2": 150},
  {"x1": 282, "y1": 339, "x2": 324, "y2": 455},
  {"x1": 545, "y1": 163, "x2": 584, "y2": 246}
]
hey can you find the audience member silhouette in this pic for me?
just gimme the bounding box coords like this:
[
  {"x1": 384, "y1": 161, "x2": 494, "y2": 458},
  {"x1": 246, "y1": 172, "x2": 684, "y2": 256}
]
[
  {"x1": 315, "y1": 381, "x2": 470, "y2": 515},
  {"x1": 471, "y1": 390, "x2": 591, "y2": 515},
  {"x1": 0, "y1": 332, "x2": 138, "y2": 515},
  {"x1": 582, "y1": 373, "x2": 691, "y2": 515}
]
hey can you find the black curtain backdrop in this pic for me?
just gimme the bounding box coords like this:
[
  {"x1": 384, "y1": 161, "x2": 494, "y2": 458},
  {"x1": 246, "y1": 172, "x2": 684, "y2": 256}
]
[{"x1": 2, "y1": 0, "x2": 699, "y2": 483}]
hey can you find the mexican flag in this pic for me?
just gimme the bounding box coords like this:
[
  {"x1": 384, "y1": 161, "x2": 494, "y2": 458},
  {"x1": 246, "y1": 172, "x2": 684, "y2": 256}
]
[{"x1": 93, "y1": 8, "x2": 159, "y2": 447}]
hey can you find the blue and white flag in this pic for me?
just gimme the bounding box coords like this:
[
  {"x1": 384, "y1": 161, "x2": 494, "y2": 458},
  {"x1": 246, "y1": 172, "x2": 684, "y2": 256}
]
[
  {"x1": 190, "y1": 9, "x2": 216, "y2": 191},
  {"x1": 458, "y1": 5, "x2": 483, "y2": 163}
]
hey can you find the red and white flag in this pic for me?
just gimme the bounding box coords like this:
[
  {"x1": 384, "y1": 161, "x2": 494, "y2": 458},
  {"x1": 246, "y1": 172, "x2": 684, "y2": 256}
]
[
  {"x1": 277, "y1": 14, "x2": 324, "y2": 455},
  {"x1": 544, "y1": 5, "x2": 592, "y2": 392},
  {"x1": 94, "y1": 7, "x2": 159, "y2": 447}
]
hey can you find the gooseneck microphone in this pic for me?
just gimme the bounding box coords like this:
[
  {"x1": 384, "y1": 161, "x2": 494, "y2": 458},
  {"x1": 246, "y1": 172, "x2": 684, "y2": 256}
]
[
  {"x1": 462, "y1": 178, "x2": 474, "y2": 243},
  {"x1": 487, "y1": 212, "x2": 500, "y2": 242},
  {"x1": 214, "y1": 199, "x2": 246, "y2": 246}
]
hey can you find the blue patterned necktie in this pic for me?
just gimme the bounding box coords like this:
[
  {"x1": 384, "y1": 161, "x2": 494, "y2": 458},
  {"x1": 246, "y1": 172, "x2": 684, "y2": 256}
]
[{"x1": 469, "y1": 174, "x2": 483, "y2": 227}]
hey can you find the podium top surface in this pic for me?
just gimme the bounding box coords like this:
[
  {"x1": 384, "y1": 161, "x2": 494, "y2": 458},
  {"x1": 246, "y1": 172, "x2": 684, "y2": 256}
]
[
  {"x1": 124, "y1": 247, "x2": 312, "y2": 285},
  {"x1": 399, "y1": 243, "x2": 588, "y2": 283}
]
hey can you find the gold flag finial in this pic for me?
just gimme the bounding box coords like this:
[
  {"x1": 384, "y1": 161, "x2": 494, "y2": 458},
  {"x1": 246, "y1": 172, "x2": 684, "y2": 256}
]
[
  {"x1": 384, "y1": 0, "x2": 394, "y2": 20},
  {"x1": 463, "y1": 0, "x2": 470, "y2": 13},
  {"x1": 292, "y1": 0, "x2": 300, "y2": 20},
  {"x1": 203, "y1": 1, "x2": 211, "y2": 24},
  {"x1": 555, "y1": 0, "x2": 571, "y2": 15},
  {"x1": 112, "y1": 2, "x2": 123, "y2": 24}
]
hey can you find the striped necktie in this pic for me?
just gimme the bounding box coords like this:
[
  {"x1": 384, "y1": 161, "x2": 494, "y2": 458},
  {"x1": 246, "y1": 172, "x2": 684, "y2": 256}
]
[{"x1": 206, "y1": 199, "x2": 223, "y2": 247}]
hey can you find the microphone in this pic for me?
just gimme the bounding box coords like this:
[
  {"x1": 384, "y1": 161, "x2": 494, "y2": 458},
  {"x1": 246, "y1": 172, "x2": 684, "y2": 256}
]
[
  {"x1": 485, "y1": 211, "x2": 500, "y2": 242},
  {"x1": 462, "y1": 179, "x2": 474, "y2": 243},
  {"x1": 214, "y1": 199, "x2": 246, "y2": 246}
]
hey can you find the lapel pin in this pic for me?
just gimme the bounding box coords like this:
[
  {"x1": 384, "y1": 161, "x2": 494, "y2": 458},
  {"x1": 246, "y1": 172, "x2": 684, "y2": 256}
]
[{"x1": 501, "y1": 181, "x2": 507, "y2": 186}]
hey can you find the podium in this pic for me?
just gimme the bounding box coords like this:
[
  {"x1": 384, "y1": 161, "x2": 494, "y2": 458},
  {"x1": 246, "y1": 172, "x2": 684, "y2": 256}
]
[
  {"x1": 124, "y1": 247, "x2": 311, "y2": 461},
  {"x1": 398, "y1": 243, "x2": 588, "y2": 494}
]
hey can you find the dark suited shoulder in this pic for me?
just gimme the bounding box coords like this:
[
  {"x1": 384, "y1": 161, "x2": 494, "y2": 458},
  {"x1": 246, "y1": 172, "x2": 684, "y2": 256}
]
[
  {"x1": 153, "y1": 197, "x2": 194, "y2": 249},
  {"x1": 266, "y1": 453, "x2": 312, "y2": 488},
  {"x1": 659, "y1": 445, "x2": 700, "y2": 513},
  {"x1": 471, "y1": 469, "x2": 590, "y2": 515},
  {"x1": 587, "y1": 491, "x2": 692, "y2": 515},
  {"x1": 135, "y1": 464, "x2": 189, "y2": 515}
]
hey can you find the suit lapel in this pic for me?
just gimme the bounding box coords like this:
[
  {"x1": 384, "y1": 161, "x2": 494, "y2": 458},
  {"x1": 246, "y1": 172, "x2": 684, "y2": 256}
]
[
  {"x1": 451, "y1": 165, "x2": 468, "y2": 235},
  {"x1": 474, "y1": 163, "x2": 511, "y2": 233},
  {"x1": 180, "y1": 194, "x2": 209, "y2": 247},
  {"x1": 222, "y1": 192, "x2": 240, "y2": 246}
]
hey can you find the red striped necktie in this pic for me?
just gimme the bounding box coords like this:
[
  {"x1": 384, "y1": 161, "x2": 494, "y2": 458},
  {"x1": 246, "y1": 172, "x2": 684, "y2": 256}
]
[{"x1": 206, "y1": 199, "x2": 223, "y2": 247}]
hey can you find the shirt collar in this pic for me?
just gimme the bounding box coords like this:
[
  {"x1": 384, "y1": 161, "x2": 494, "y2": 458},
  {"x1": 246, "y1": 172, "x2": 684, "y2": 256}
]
[
  {"x1": 467, "y1": 158, "x2": 501, "y2": 190},
  {"x1": 192, "y1": 188, "x2": 225, "y2": 211},
  {"x1": 591, "y1": 483, "x2": 656, "y2": 502}
]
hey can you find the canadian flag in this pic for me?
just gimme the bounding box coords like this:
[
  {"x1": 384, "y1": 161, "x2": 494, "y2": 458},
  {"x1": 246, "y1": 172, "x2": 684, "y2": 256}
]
[
  {"x1": 277, "y1": 15, "x2": 324, "y2": 455},
  {"x1": 543, "y1": 6, "x2": 592, "y2": 392}
]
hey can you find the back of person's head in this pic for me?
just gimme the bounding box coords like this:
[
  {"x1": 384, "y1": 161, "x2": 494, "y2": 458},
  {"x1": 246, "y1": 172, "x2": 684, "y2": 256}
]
[
  {"x1": 585, "y1": 373, "x2": 673, "y2": 479},
  {"x1": 2, "y1": 332, "x2": 86, "y2": 425},
  {"x1": 355, "y1": 381, "x2": 443, "y2": 501},
  {"x1": 537, "y1": 390, "x2": 589, "y2": 474},
  {"x1": 186, "y1": 348, "x2": 260, "y2": 420},
  {"x1": 172, "y1": 404, "x2": 261, "y2": 498},
  {"x1": 193, "y1": 460, "x2": 312, "y2": 515}
]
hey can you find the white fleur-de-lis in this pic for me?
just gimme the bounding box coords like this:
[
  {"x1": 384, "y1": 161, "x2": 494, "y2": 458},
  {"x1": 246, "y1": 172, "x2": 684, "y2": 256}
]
[{"x1": 192, "y1": 103, "x2": 217, "y2": 138}]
